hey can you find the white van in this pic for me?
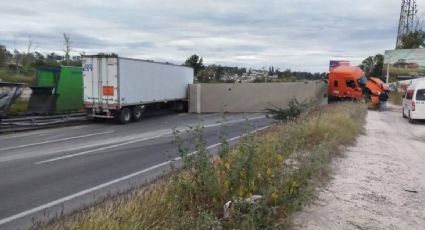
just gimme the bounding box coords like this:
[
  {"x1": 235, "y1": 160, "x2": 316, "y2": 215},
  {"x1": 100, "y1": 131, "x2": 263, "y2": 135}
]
[{"x1": 402, "y1": 81, "x2": 425, "y2": 122}]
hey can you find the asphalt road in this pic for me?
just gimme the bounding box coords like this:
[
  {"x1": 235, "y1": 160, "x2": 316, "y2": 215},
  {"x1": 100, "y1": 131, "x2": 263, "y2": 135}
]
[{"x1": 0, "y1": 111, "x2": 272, "y2": 229}]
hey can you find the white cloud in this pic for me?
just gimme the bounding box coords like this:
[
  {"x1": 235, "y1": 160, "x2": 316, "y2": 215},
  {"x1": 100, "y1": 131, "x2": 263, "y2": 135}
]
[{"x1": 1, "y1": 0, "x2": 423, "y2": 72}]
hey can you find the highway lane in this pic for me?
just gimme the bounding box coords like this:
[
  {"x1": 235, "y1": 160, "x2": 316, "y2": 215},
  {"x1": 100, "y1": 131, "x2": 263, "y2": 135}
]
[{"x1": 0, "y1": 112, "x2": 272, "y2": 229}]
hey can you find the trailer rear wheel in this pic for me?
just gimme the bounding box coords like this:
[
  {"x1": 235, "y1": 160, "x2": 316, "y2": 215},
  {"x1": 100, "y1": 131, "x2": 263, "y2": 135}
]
[
  {"x1": 131, "y1": 106, "x2": 144, "y2": 121},
  {"x1": 117, "y1": 107, "x2": 131, "y2": 124}
]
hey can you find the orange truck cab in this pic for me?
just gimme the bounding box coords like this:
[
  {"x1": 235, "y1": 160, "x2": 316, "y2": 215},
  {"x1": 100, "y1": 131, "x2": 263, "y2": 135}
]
[
  {"x1": 328, "y1": 66, "x2": 389, "y2": 106},
  {"x1": 328, "y1": 66, "x2": 367, "y2": 101},
  {"x1": 365, "y1": 77, "x2": 389, "y2": 106}
]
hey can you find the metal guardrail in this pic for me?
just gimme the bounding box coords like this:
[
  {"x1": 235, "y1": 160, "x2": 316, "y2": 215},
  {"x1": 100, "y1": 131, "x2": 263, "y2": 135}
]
[{"x1": 0, "y1": 113, "x2": 87, "y2": 133}]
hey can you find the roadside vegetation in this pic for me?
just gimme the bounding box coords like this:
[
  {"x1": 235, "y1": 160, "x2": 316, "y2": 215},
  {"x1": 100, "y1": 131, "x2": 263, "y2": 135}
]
[
  {"x1": 0, "y1": 68, "x2": 34, "y2": 84},
  {"x1": 8, "y1": 100, "x2": 28, "y2": 113},
  {"x1": 31, "y1": 102, "x2": 366, "y2": 230},
  {"x1": 389, "y1": 91, "x2": 404, "y2": 106},
  {"x1": 0, "y1": 35, "x2": 80, "y2": 84},
  {"x1": 184, "y1": 54, "x2": 327, "y2": 83}
]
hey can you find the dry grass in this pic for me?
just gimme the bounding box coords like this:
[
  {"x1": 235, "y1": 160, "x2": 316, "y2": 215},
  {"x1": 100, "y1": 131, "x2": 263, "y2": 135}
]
[
  {"x1": 31, "y1": 102, "x2": 367, "y2": 230},
  {"x1": 0, "y1": 68, "x2": 34, "y2": 84},
  {"x1": 7, "y1": 100, "x2": 28, "y2": 113}
]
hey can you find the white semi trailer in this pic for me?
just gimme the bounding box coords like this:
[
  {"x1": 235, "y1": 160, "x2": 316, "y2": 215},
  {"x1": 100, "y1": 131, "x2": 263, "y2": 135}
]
[{"x1": 82, "y1": 55, "x2": 193, "y2": 123}]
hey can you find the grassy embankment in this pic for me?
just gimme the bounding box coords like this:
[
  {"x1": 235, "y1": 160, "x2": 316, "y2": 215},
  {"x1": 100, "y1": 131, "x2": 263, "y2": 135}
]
[
  {"x1": 7, "y1": 100, "x2": 29, "y2": 113},
  {"x1": 32, "y1": 102, "x2": 367, "y2": 230},
  {"x1": 0, "y1": 68, "x2": 34, "y2": 84}
]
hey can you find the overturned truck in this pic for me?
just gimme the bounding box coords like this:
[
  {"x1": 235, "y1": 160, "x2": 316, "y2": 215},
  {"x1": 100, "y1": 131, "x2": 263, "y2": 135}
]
[{"x1": 328, "y1": 66, "x2": 388, "y2": 106}]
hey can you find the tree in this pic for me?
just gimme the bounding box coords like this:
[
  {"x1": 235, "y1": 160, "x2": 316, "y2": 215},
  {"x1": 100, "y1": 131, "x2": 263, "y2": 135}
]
[
  {"x1": 399, "y1": 30, "x2": 425, "y2": 49},
  {"x1": 197, "y1": 68, "x2": 213, "y2": 83},
  {"x1": 213, "y1": 65, "x2": 224, "y2": 81},
  {"x1": 13, "y1": 49, "x2": 21, "y2": 74},
  {"x1": 0, "y1": 44, "x2": 7, "y2": 67},
  {"x1": 63, "y1": 33, "x2": 72, "y2": 65},
  {"x1": 398, "y1": 17, "x2": 425, "y2": 49},
  {"x1": 184, "y1": 54, "x2": 204, "y2": 76},
  {"x1": 237, "y1": 67, "x2": 246, "y2": 76},
  {"x1": 21, "y1": 36, "x2": 35, "y2": 68},
  {"x1": 361, "y1": 56, "x2": 374, "y2": 76},
  {"x1": 26, "y1": 36, "x2": 33, "y2": 54},
  {"x1": 34, "y1": 52, "x2": 44, "y2": 61},
  {"x1": 371, "y1": 54, "x2": 384, "y2": 78},
  {"x1": 360, "y1": 54, "x2": 384, "y2": 79},
  {"x1": 268, "y1": 66, "x2": 274, "y2": 76},
  {"x1": 278, "y1": 69, "x2": 292, "y2": 78}
]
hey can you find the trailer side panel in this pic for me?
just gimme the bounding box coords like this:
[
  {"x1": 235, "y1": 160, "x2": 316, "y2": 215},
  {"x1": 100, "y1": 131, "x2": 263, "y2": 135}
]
[{"x1": 118, "y1": 58, "x2": 193, "y2": 105}]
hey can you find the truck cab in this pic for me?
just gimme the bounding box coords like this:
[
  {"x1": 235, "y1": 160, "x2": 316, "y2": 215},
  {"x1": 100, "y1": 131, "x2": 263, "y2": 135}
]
[{"x1": 328, "y1": 66, "x2": 366, "y2": 101}]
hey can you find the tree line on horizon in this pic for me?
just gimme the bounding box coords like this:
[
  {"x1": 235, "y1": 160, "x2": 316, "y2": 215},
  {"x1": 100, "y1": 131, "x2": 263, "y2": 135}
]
[
  {"x1": 0, "y1": 33, "x2": 80, "y2": 79},
  {"x1": 183, "y1": 54, "x2": 327, "y2": 83}
]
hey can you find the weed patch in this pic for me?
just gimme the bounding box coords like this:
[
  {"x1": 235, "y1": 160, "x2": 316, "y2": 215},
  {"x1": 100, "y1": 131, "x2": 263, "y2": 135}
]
[{"x1": 8, "y1": 99, "x2": 28, "y2": 113}]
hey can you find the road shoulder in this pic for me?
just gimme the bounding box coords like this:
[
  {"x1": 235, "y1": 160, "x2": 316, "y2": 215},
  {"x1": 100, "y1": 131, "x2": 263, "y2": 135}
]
[{"x1": 294, "y1": 106, "x2": 425, "y2": 229}]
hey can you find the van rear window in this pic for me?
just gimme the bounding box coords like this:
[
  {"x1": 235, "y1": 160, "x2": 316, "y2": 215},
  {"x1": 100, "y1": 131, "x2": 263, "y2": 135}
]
[{"x1": 416, "y1": 89, "x2": 425, "y2": 100}]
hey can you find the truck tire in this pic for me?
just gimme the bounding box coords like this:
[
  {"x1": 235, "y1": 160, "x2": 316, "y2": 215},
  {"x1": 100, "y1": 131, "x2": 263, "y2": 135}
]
[
  {"x1": 131, "y1": 106, "x2": 143, "y2": 121},
  {"x1": 117, "y1": 107, "x2": 131, "y2": 124}
]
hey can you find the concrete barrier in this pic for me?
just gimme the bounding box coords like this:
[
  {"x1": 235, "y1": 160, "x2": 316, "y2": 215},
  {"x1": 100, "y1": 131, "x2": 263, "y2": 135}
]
[{"x1": 189, "y1": 81, "x2": 327, "y2": 113}]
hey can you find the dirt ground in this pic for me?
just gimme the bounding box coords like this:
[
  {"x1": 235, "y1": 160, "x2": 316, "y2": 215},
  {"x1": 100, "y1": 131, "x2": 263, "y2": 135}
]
[{"x1": 294, "y1": 104, "x2": 425, "y2": 230}]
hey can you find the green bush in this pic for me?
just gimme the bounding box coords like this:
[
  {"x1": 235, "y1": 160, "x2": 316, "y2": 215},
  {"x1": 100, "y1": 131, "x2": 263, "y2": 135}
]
[{"x1": 266, "y1": 98, "x2": 310, "y2": 121}]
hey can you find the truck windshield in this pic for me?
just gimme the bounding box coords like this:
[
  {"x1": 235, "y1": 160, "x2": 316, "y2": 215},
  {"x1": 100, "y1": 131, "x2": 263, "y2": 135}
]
[
  {"x1": 357, "y1": 76, "x2": 367, "y2": 86},
  {"x1": 416, "y1": 89, "x2": 425, "y2": 101}
]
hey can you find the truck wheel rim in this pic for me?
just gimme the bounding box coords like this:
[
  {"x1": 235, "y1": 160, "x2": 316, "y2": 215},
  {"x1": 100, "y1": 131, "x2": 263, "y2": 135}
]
[
  {"x1": 135, "y1": 110, "x2": 141, "y2": 118},
  {"x1": 125, "y1": 111, "x2": 130, "y2": 121}
]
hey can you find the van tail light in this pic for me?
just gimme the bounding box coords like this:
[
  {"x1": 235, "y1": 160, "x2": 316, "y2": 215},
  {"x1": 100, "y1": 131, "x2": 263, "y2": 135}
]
[{"x1": 412, "y1": 100, "x2": 416, "y2": 111}]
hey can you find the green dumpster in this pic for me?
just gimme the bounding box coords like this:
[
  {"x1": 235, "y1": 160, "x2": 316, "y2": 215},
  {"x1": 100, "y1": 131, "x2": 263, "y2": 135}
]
[{"x1": 28, "y1": 66, "x2": 83, "y2": 114}]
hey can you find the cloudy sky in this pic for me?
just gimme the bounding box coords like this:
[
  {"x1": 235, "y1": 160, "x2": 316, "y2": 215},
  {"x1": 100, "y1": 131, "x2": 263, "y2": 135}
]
[{"x1": 1, "y1": 0, "x2": 424, "y2": 72}]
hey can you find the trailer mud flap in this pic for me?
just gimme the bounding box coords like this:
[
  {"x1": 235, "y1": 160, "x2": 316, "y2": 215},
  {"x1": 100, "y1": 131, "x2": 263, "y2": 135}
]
[{"x1": 27, "y1": 87, "x2": 56, "y2": 114}]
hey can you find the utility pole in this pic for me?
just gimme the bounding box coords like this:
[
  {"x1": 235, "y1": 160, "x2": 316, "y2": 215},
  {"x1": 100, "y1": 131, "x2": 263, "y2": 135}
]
[{"x1": 396, "y1": 0, "x2": 417, "y2": 48}]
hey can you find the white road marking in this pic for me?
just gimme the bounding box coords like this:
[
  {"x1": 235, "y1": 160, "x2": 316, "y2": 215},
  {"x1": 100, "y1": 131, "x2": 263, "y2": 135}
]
[
  {"x1": 0, "y1": 131, "x2": 114, "y2": 151},
  {"x1": 35, "y1": 115, "x2": 267, "y2": 164},
  {"x1": 199, "y1": 113, "x2": 219, "y2": 118},
  {"x1": 0, "y1": 160, "x2": 171, "y2": 226},
  {"x1": 35, "y1": 134, "x2": 165, "y2": 164},
  {"x1": 0, "y1": 124, "x2": 272, "y2": 227},
  {"x1": 0, "y1": 129, "x2": 58, "y2": 141},
  {"x1": 203, "y1": 115, "x2": 265, "y2": 128}
]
